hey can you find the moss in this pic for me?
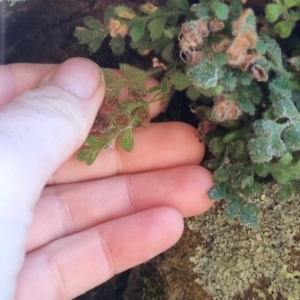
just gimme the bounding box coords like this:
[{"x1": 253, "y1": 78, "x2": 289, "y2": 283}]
[{"x1": 187, "y1": 184, "x2": 300, "y2": 299}]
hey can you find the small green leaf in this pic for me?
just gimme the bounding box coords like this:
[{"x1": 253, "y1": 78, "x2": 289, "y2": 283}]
[
  {"x1": 276, "y1": 184, "x2": 292, "y2": 201},
  {"x1": 254, "y1": 163, "x2": 270, "y2": 177},
  {"x1": 284, "y1": 0, "x2": 300, "y2": 9},
  {"x1": 186, "y1": 86, "x2": 202, "y2": 101},
  {"x1": 214, "y1": 165, "x2": 230, "y2": 183},
  {"x1": 237, "y1": 92, "x2": 256, "y2": 115},
  {"x1": 148, "y1": 17, "x2": 167, "y2": 41},
  {"x1": 265, "y1": 4, "x2": 282, "y2": 23},
  {"x1": 75, "y1": 16, "x2": 109, "y2": 53},
  {"x1": 239, "y1": 202, "x2": 259, "y2": 229},
  {"x1": 228, "y1": 140, "x2": 248, "y2": 161},
  {"x1": 275, "y1": 21, "x2": 293, "y2": 39},
  {"x1": 226, "y1": 197, "x2": 239, "y2": 220},
  {"x1": 271, "y1": 163, "x2": 291, "y2": 184},
  {"x1": 212, "y1": 1, "x2": 229, "y2": 21},
  {"x1": 255, "y1": 38, "x2": 267, "y2": 55},
  {"x1": 283, "y1": 121, "x2": 300, "y2": 151},
  {"x1": 241, "y1": 182, "x2": 263, "y2": 197},
  {"x1": 209, "y1": 137, "x2": 225, "y2": 156},
  {"x1": 119, "y1": 128, "x2": 134, "y2": 152},
  {"x1": 279, "y1": 152, "x2": 293, "y2": 165},
  {"x1": 110, "y1": 36, "x2": 125, "y2": 56},
  {"x1": 208, "y1": 184, "x2": 227, "y2": 201},
  {"x1": 166, "y1": 0, "x2": 190, "y2": 11},
  {"x1": 130, "y1": 19, "x2": 146, "y2": 42},
  {"x1": 169, "y1": 71, "x2": 192, "y2": 91},
  {"x1": 190, "y1": 3, "x2": 209, "y2": 19},
  {"x1": 291, "y1": 180, "x2": 300, "y2": 195}
]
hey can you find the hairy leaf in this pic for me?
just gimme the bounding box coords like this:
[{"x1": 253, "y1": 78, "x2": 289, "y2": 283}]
[
  {"x1": 169, "y1": 71, "x2": 192, "y2": 91},
  {"x1": 275, "y1": 21, "x2": 293, "y2": 39},
  {"x1": 248, "y1": 120, "x2": 287, "y2": 163},
  {"x1": 148, "y1": 17, "x2": 167, "y2": 40},
  {"x1": 130, "y1": 19, "x2": 146, "y2": 42},
  {"x1": 110, "y1": 36, "x2": 125, "y2": 56},
  {"x1": 214, "y1": 165, "x2": 230, "y2": 183},
  {"x1": 190, "y1": 3, "x2": 209, "y2": 18},
  {"x1": 276, "y1": 184, "x2": 292, "y2": 201},
  {"x1": 209, "y1": 137, "x2": 225, "y2": 156},
  {"x1": 283, "y1": 121, "x2": 300, "y2": 151},
  {"x1": 265, "y1": 4, "x2": 282, "y2": 23},
  {"x1": 187, "y1": 61, "x2": 223, "y2": 90},
  {"x1": 75, "y1": 17, "x2": 108, "y2": 53},
  {"x1": 208, "y1": 184, "x2": 227, "y2": 201},
  {"x1": 212, "y1": 1, "x2": 229, "y2": 21}
]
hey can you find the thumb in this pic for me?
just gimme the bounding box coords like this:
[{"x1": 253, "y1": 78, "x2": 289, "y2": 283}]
[{"x1": 0, "y1": 58, "x2": 105, "y2": 299}]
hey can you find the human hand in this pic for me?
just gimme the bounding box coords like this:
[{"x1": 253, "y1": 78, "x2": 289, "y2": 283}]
[{"x1": 0, "y1": 58, "x2": 214, "y2": 299}]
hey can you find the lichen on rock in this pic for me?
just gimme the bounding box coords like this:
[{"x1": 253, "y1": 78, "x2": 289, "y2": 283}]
[{"x1": 187, "y1": 184, "x2": 300, "y2": 300}]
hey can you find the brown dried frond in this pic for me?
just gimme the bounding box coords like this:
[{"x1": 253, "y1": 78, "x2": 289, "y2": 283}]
[
  {"x1": 251, "y1": 64, "x2": 268, "y2": 82},
  {"x1": 179, "y1": 20, "x2": 209, "y2": 64},
  {"x1": 139, "y1": 107, "x2": 151, "y2": 126},
  {"x1": 115, "y1": 113, "x2": 130, "y2": 128},
  {"x1": 141, "y1": 3, "x2": 158, "y2": 13},
  {"x1": 209, "y1": 19, "x2": 225, "y2": 32},
  {"x1": 239, "y1": 52, "x2": 259, "y2": 71},
  {"x1": 138, "y1": 107, "x2": 150, "y2": 119},
  {"x1": 226, "y1": 31, "x2": 257, "y2": 67},
  {"x1": 244, "y1": 29, "x2": 257, "y2": 49},
  {"x1": 211, "y1": 38, "x2": 231, "y2": 53},
  {"x1": 108, "y1": 19, "x2": 128, "y2": 37},
  {"x1": 106, "y1": 96, "x2": 119, "y2": 109},
  {"x1": 212, "y1": 95, "x2": 242, "y2": 122},
  {"x1": 91, "y1": 112, "x2": 111, "y2": 133},
  {"x1": 196, "y1": 120, "x2": 216, "y2": 142}
]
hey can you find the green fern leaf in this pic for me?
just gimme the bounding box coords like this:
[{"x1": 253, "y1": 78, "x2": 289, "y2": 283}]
[
  {"x1": 119, "y1": 128, "x2": 134, "y2": 152},
  {"x1": 212, "y1": 1, "x2": 229, "y2": 21},
  {"x1": 148, "y1": 17, "x2": 167, "y2": 41},
  {"x1": 75, "y1": 16, "x2": 109, "y2": 53}
]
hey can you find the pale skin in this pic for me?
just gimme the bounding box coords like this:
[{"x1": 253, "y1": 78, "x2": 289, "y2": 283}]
[{"x1": 0, "y1": 58, "x2": 214, "y2": 299}]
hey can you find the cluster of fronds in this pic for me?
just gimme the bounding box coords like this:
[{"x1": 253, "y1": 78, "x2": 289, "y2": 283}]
[{"x1": 75, "y1": 0, "x2": 300, "y2": 228}]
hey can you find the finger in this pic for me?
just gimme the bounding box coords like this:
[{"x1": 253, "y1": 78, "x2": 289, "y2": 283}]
[
  {"x1": 0, "y1": 58, "x2": 105, "y2": 299},
  {"x1": 17, "y1": 208, "x2": 183, "y2": 300},
  {"x1": 0, "y1": 64, "x2": 161, "y2": 116},
  {"x1": 27, "y1": 165, "x2": 213, "y2": 252},
  {"x1": 49, "y1": 122, "x2": 205, "y2": 184},
  {"x1": 0, "y1": 63, "x2": 55, "y2": 107}
]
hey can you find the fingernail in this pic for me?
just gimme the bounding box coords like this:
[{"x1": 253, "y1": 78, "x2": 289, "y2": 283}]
[{"x1": 46, "y1": 57, "x2": 102, "y2": 100}]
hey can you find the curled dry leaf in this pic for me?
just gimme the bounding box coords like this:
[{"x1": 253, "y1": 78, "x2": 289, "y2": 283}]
[
  {"x1": 212, "y1": 94, "x2": 242, "y2": 122},
  {"x1": 251, "y1": 64, "x2": 268, "y2": 82}
]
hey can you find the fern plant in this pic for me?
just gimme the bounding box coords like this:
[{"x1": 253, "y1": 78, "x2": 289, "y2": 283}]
[{"x1": 74, "y1": 0, "x2": 300, "y2": 229}]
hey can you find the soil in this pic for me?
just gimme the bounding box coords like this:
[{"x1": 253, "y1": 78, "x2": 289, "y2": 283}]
[{"x1": 4, "y1": 0, "x2": 298, "y2": 300}]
